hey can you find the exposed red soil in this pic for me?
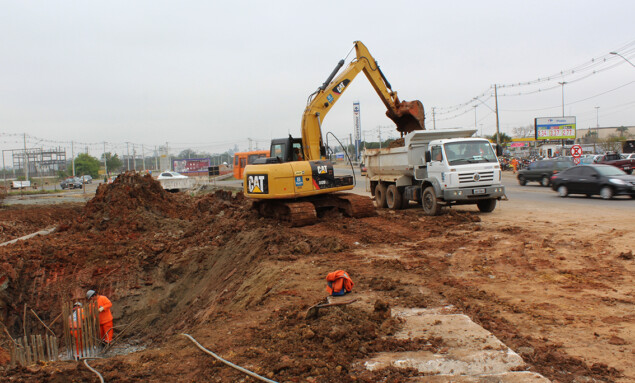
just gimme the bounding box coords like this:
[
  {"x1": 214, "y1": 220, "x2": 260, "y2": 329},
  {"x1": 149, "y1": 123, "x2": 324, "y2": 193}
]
[{"x1": 0, "y1": 172, "x2": 632, "y2": 382}]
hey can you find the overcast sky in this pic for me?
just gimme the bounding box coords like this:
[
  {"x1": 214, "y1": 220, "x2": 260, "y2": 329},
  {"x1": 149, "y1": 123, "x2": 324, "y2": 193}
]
[{"x1": 1, "y1": 0, "x2": 634, "y2": 159}]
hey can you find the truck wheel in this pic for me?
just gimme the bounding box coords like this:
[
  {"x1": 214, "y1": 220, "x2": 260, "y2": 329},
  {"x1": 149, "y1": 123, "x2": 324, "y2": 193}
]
[
  {"x1": 476, "y1": 199, "x2": 497, "y2": 212},
  {"x1": 375, "y1": 184, "x2": 388, "y2": 208},
  {"x1": 386, "y1": 185, "x2": 403, "y2": 210},
  {"x1": 422, "y1": 186, "x2": 441, "y2": 216}
]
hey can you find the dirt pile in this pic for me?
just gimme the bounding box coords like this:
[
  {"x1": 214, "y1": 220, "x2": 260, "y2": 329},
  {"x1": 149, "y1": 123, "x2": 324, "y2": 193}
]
[
  {"x1": 245, "y1": 301, "x2": 442, "y2": 382},
  {"x1": 0, "y1": 204, "x2": 82, "y2": 243}
]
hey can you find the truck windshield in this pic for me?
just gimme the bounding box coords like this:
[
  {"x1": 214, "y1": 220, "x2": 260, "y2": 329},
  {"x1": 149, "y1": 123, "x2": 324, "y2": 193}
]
[{"x1": 444, "y1": 141, "x2": 497, "y2": 165}]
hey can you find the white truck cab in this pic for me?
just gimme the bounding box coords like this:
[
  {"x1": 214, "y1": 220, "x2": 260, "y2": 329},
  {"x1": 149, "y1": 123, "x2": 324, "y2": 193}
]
[{"x1": 364, "y1": 129, "x2": 506, "y2": 215}]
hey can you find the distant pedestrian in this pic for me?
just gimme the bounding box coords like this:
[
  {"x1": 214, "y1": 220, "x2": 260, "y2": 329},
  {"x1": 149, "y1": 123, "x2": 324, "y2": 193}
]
[
  {"x1": 511, "y1": 158, "x2": 519, "y2": 174},
  {"x1": 86, "y1": 290, "x2": 114, "y2": 344}
]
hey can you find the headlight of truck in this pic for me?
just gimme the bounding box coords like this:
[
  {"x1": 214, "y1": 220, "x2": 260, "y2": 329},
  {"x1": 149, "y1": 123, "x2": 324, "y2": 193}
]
[{"x1": 609, "y1": 178, "x2": 626, "y2": 185}]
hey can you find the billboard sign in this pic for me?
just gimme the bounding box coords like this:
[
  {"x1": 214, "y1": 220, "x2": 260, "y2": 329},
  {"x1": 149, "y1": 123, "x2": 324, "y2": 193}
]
[
  {"x1": 173, "y1": 158, "x2": 211, "y2": 173},
  {"x1": 534, "y1": 117, "x2": 576, "y2": 140}
]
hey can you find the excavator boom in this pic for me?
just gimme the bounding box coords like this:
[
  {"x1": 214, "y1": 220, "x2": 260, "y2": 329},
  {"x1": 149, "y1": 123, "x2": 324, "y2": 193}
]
[{"x1": 301, "y1": 40, "x2": 425, "y2": 160}]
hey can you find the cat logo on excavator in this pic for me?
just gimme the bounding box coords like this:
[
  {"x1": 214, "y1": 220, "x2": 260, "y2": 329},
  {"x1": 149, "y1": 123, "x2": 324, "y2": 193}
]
[{"x1": 247, "y1": 174, "x2": 268, "y2": 194}]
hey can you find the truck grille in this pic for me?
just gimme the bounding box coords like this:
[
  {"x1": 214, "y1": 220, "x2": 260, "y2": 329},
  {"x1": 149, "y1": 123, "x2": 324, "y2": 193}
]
[{"x1": 458, "y1": 171, "x2": 494, "y2": 184}]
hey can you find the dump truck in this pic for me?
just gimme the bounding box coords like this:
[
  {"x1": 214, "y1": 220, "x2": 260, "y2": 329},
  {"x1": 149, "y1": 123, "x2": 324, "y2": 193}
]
[{"x1": 363, "y1": 129, "x2": 506, "y2": 215}]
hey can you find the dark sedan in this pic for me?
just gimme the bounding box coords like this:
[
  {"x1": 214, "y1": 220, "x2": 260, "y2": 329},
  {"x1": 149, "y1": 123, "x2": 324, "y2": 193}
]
[{"x1": 550, "y1": 164, "x2": 635, "y2": 199}]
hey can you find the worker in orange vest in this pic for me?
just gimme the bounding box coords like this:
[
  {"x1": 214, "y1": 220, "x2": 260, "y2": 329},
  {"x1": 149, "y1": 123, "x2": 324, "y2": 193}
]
[
  {"x1": 86, "y1": 290, "x2": 114, "y2": 343},
  {"x1": 511, "y1": 158, "x2": 519, "y2": 174},
  {"x1": 69, "y1": 302, "x2": 84, "y2": 357},
  {"x1": 325, "y1": 270, "x2": 354, "y2": 296}
]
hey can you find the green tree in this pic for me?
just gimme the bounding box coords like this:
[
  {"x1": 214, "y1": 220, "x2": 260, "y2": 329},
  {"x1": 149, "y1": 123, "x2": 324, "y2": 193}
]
[
  {"x1": 101, "y1": 152, "x2": 123, "y2": 174},
  {"x1": 75, "y1": 153, "x2": 101, "y2": 178},
  {"x1": 616, "y1": 126, "x2": 630, "y2": 137},
  {"x1": 486, "y1": 132, "x2": 512, "y2": 146}
]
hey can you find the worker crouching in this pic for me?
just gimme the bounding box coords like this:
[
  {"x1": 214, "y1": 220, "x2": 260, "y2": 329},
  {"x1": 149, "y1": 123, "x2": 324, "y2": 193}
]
[{"x1": 87, "y1": 289, "x2": 114, "y2": 344}]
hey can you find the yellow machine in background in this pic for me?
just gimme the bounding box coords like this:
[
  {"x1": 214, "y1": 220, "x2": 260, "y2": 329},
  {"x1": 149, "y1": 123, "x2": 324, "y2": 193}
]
[{"x1": 243, "y1": 41, "x2": 425, "y2": 226}]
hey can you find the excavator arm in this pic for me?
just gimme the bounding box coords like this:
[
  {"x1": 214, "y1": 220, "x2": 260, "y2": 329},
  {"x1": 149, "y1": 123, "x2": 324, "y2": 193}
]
[{"x1": 301, "y1": 40, "x2": 425, "y2": 160}]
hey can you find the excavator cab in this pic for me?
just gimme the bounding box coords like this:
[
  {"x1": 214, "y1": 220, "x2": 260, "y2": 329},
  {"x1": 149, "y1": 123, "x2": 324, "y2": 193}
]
[{"x1": 253, "y1": 136, "x2": 304, "y2": 164}]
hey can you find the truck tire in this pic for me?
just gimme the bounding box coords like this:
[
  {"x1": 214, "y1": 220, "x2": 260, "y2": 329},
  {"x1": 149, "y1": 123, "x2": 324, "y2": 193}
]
[
  {"x1": 476, "y1": 198, "x2": 497, "y2": 212},
  {"x1": 386, "y1": 185, "x2": 403, "y2": 210},
  {"x1": 375, "y1": 184, "x2": 388, "y2": 208},
  {"x1": 422, "y1": 186, "x2": 441, "y2": 216}
]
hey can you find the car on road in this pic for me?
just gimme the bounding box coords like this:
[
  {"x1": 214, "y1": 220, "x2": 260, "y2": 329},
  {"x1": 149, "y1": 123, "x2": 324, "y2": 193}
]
[
  {"x1": 360, "y1": 163, "x2": 367, "y2": 176},
  {"x1": 550, "y1": 164, "x2": 635, "y2": 199},
  {"x1": 158, "y1": 171, "x2": 188, "y2": 180},
  {"x1": 79, "y1": 175, "x2": 93, "y2": 184},
  {"x1": 60, "y1": 177, "x2": 83, "y2": 189},
  {"x1": 517, "y1": 158, "x2": 574, "y2": 187}
]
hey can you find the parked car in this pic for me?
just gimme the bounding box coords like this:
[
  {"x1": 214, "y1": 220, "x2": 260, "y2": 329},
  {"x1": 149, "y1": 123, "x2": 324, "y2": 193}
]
[
  {"x1": 79, "y1": 175, "x2": 93, "y2": 184},
  {"x1": 517, "y1": 158, "x2": 574, "y2": 186},
  {"x1": 594, "y1": 152, "x2": 635, "y2": 174},
  {"x1": 60, "y1": 177, "x2": 83, "y2": 189},
  {"x1": 158, "y1": 171, "x2": 188, "y2": 180},
  {"x1": 551, "y1": 164, "x2": 635, "y2": 199}
]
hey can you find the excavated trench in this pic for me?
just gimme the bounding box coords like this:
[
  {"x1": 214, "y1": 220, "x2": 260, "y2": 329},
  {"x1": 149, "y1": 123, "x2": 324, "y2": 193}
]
[{"x1": 0, "y1": 173, "x2": 629, "y2": 382}]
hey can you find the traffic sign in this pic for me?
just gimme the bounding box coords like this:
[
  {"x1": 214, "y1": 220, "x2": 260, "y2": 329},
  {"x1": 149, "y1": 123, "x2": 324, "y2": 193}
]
[
  {"x1": 573, "y1": 157, "x2": 581, "y2": 165},
  {"x1": 570, "y1": 145, "x2": 583, "y2": 158}
]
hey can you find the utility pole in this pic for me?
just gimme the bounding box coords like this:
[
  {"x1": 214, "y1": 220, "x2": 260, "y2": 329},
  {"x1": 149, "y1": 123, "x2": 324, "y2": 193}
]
[
  {"x1": 71, "y1": 140, "x2": 75, "y2": 176},
  {"x1": 558, "y1": 82, "x2": 567, "y2": 117},
  {"x1": 432, "y1": 107, "x2": 436, "y2": 130},
  {"x1": 594, "y1": 106, "x2": 600, "y2": 153},
  {"x1": 166, "y1": 142, "x2": 170, "y2": 171},
  {"x1": 132, "y1": 145, "x2": 136, "y2": 172},
  {"x1": 103, "y1": 142, "x2": 108, "y2": 177},
  {"x1": 494, "y1": 85, "x2": 500, "y2": 148},
  {"x1": 558, "y1": 81, "x2": 567, "y2": 153},
  {"x1": 23, "y1": 134, "x2": 29, "y2": 180}
]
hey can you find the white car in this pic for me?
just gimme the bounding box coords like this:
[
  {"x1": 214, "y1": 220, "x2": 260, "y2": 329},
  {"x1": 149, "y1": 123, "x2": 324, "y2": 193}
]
[{"x1": 158, "y1": 171, "x2": 188, "y2": 180}]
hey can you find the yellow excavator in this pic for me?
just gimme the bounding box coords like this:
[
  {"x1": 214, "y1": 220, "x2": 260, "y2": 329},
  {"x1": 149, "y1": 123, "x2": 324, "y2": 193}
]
[{"x1": 243, "y1": 40, "x2": 425, "y2": 226}]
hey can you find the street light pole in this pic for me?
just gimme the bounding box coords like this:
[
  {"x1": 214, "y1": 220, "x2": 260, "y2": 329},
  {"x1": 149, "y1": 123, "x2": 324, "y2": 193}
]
[{"x1": 610, "y1": 51, "x2": 635, "y2": 67}]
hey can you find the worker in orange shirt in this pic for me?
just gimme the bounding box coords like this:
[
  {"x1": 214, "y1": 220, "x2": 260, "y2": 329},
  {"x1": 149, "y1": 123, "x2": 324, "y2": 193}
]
[
  {"x1": 86, "y1": 290, "x2": 114, "y2": 343},
  {"x1": 511, "y1": 158, "x2": 519, "y2": 174}
]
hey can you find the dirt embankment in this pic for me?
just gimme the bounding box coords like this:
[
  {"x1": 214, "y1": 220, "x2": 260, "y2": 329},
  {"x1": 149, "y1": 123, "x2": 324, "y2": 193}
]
[{"x1": 0, "y1": 172, "x2": 632, "y2": 382}]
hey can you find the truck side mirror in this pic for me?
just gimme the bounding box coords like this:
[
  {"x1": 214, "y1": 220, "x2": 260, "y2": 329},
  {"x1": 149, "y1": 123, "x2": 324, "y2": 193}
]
[{"x1": 425, "y1": 151, "x2": 431, "y2": 163}]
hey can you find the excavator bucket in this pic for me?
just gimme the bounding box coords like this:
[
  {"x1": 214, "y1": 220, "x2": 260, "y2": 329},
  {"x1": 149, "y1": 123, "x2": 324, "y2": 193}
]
[{"x1": 386, "y1": 100, "x2": 426, "y2": 135}]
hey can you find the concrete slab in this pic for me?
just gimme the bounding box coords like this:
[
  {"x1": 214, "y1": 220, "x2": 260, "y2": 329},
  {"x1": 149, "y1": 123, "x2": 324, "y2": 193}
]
[
  {"x1": 364, "y1": 307, "x2": 549, "y2": 382},
  {"x1": 407, "y1": 371, "x2": 550, "y2": 382}
]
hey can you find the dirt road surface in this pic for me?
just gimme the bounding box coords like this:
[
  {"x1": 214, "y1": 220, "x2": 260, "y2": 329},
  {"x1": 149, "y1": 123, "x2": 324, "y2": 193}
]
[{"x1": 0, "y1": 172, "x2": 632, "y2": 382}]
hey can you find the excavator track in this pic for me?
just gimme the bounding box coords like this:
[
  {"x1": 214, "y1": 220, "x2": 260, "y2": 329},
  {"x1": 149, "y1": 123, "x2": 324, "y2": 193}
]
[
  {"x1": 333, "y1": 193, "x2": 377, "y2": 218},
  {"x1": 254, "y1": 200, "x2": 317, "y2": 227},
  {"x1": 254, "y1": 193, "x2": 375, "y2": 227}
]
